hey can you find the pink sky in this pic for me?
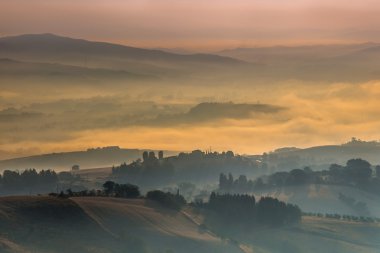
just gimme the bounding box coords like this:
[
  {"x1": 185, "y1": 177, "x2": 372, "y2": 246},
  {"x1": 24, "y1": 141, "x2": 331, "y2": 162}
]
[{"x1": 1, "y1": 0, "x2": 380, "y2": 50}]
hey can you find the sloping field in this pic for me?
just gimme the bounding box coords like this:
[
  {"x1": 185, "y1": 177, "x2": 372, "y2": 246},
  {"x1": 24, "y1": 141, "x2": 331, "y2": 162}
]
[
  {"x1": 73, "y1": 197, "x2": 239, "y2": 253},
  {"x1": 254, "y1": 184, "x2": 380, "y2": 217},
  {"x1": 0, "y1": 196, "x2": 119, "y2": 253},
  {"x1": 0, "y1": 196, "x2": 240, "y2": 253},
  {"x1": 0, "y1": 196, "x2": 378, "y2": 253},
  {"x1": 0, "y1": 236, "x2": 30, "y2": 253},
  {"x1": 239, "y1": 216, "x2": 380, "y2": 253}
]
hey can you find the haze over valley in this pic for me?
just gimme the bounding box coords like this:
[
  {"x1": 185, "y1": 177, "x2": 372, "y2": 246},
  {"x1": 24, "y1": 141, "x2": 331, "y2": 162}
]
[{"x1": 1, "y1": 1, "x2": 380, "y2": 252}]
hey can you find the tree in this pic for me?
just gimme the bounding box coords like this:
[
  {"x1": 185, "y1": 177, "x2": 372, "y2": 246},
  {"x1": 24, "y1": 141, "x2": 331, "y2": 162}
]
[
  {"x1": 146, "y1": 190, "x2": 186, "y2": 210},
  {"x1": 227, "y1": 173, "x2": 234, "y2": 190},
  {"x1": 288, "y1": 169, "x2": 308, "y2": 185},
  {"x1": 114, "y1": 183, "x2": 140, "y2": 198},
  {"x1": 226, "y1": 151, "x2": 234, "y2": 158},
  {"x1": 219, "y1": 173, "x2": 228, "y2": 191},
  {"x1": 148, "y1": 151, "x2": 156, "y2": 161},
  {"x1": 103, "y1": 181, "x2": 116, "y2": 196},
  {"x1": 2, "y1": 170, "x2": 21, "y2": 190},
  {"x1": 376, "y1": 165, "x2": 380, "y2": 178},
  {"x1": 346, "y1": 159, "x2": 372, "y2": 185},
  {"x1": 142, "y1": 151, "x2": 149, "y2": 162}
]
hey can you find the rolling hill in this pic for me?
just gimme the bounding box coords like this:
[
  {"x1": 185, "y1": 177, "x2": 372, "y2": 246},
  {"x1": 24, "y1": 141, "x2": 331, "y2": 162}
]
[
  {"x1": 0, "y1": 196, "x2": 241, "y2": 253},
  {"x1": 216, "y1": 43, "x2": 380, "y2": 82},
  {"x1": 0, "y1": 34, "x2": 244, "y2": 72},
  {"x1": 253, "y1": 184, "x2": 380, "y2": 218},
  {"x1": 3, "y1": 34, "x2": 380, "y2": 84},
  {"x1": 0, "y1": 147, "x2": 178, "y2": 172},
  {"x1": 0, "y1": 196, "x2": 378, "y2": 253},
  {"x1": 252, "y1": 140, "x2": 380, "y2": 171},
  {"x1": 0, "y1": 58, "x2": 155, "y2": 81},
  {"x1": 216, "y1": 43, "x2": 380, "y2": 64}
]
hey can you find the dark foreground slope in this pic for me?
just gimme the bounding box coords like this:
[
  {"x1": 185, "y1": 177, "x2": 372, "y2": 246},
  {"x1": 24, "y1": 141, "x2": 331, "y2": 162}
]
[
  {"x1": 0, "y1": 196, "x2": 118, "y2": 253},
  {"x1": 0, "y1": 196, "x2": 240, "y2": 253},
  {"x1": 0, "y1": 196, "x2": 379, "y2": 253}
]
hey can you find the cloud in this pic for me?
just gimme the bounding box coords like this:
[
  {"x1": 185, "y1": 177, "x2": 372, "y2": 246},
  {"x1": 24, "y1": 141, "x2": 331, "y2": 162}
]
[
  {"x1": 2, "y1": 80, "x2": 380, "y2": 157},
  {"x1": 144, "y1": 102, "x2": 285, "y2": 126}
]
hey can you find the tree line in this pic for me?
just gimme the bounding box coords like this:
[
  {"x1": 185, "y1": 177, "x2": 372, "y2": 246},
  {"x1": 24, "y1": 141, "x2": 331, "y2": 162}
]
[
  {"x1": 52, "y1": 180, "x2": 187, "y2": 211},
  {"x1": 0, "y1": 169, "x2": 80, "y2": 195},
  {"x1": 196, "y1": 192, "x2": 301, "y2": 230},
  {"x1": 303, "y1": 212, "x2": 380, "y2": 223},
  {"x1": 218, "y1": 158, "x2": 380, "y2": 195},
  {"x1": 111, "y1": 150, "x2": 258, "y2": 187}
]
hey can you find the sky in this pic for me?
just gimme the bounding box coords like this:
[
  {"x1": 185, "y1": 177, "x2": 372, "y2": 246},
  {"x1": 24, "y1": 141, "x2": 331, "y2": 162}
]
[
  {"x1": 1, "y1": 0, "x2": 380, "y2": 159},
  {"x1": 1, "y1": 0, "x2": 380, "y2": 50}
]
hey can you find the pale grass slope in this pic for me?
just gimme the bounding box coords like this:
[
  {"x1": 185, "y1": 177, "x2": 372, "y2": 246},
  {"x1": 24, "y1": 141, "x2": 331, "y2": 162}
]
[
  {"x1": 73, "y1": 197, "x2": 239, "y2": 253},
  {"x1": 254, "y1": 184, "x2": 380, "y2": 217},
  {"x1": 0, "y1": 196, "x2": 379, "y2": 253},
  {"x1": 242, "y1": 217, "x2": 380, "y2": 253},
  {"x1": 0, "y1": 196, "x2": 241, "y2": 253}
]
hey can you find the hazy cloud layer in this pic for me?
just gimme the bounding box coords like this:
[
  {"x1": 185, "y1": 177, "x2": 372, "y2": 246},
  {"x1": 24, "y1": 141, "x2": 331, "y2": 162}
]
[{"x1": 1, "y1": 80, "x2": 380, "y2": 158}]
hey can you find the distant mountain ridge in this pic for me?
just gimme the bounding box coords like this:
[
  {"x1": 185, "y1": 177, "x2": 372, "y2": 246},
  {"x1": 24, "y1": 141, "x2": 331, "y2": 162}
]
[
  {"x1": 216, "y1": 43, "x2": 380, "y2": 63},
  {"x1": 0, "y1": 33, "x2": 244, "y2": 65},
  {"x1": 2, "y1": 34, "x2": 380, "y2": 82}
]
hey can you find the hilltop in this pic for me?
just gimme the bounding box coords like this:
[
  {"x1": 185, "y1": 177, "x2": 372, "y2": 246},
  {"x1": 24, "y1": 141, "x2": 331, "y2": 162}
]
[
  {"x1": 0, "y1": 147, "x2": 178, "y2": 172},
  {"x1": 253, "y1": 139, "x2": 380, "y2": 171}
]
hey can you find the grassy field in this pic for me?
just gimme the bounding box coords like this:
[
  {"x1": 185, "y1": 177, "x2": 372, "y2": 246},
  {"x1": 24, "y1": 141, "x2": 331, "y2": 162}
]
[
  {"x1": 0, "y1": 196, "x2": 240, "y2": 253},
  {"x1": 253, "y1": 184, "x2": 380, "y2": 217},
  {"x1": 235, "y1": 216, "x2": 380, "y2": 253},
  {"x1": 0, "y1": 196, "x2": 379, "y2": 253}
]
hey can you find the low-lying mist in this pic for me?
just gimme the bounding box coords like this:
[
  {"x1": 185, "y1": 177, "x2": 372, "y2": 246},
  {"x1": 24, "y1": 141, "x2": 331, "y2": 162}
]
[{"x1": 1, "y1": 77, "x2": 380, "y2": 158}]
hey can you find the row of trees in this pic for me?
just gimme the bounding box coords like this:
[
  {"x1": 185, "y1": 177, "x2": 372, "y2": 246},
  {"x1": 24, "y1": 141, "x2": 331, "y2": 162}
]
[
  {"x1": 102, "y1": 181, "x2": 140, "y2": 198},
  {"x1": 112, "y1": 150, "x2": 258, "y2": 188},
  {"x1": 0, "y1": 169, "x2": 80, "y2": 194},
  {"x1": 218, "y1": 159, "x2": 380, "y2": 195},
  {"x1": 52, "y1": 181, "x2": 186, "y2": 211},
  {"x1": 112, "y1": 151, "x2": 175, "y2": 187},
  {"x1": 52, "y1": 181, "x2": 141, "y2": 199},
  {"x1": 303, "y1": 212, "x2": 380, "y2": 223},
  {"x1": 201, "y1": 193, "x2": 301, "y2": 228},
  {"x1": 338, "y1": 193, "x2": 370, "y2": 216}
]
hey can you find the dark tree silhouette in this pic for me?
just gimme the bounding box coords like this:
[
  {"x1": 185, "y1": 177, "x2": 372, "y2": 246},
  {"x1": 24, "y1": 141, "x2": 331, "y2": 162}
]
[
  {"x1": 204, "y1": 192, "x2": 301, "y2": 229},
  {"x1": 103, "y1": 181, "x2": 116, "y2": 196},
  {"x1": 146, "y1": 190, "x2": 186, "y2": 210},
  {"x1": 102, "y1": 181, "x2": 140, "y2": 198},
  {"x1": 158, "y1": 150, "x2": 164, "y2": 160}
]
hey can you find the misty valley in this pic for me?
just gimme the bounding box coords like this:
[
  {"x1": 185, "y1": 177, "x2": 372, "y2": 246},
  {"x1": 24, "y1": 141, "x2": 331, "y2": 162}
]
[
  {"x1": 2, "y1": 3, "x2": 380, "y2": 251},
  {"x1": 0, "y1": 145, "x2": 380, "y2": 253}
]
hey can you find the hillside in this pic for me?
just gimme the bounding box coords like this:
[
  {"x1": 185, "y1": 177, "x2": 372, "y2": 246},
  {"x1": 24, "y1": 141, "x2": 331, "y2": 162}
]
[
  {"x1": 217, "y1": 43, "x2": 379, "y2": 64},
  {"x1": 0, "y1": 58, "x2": 155, "y2": 81},
  {"x1": 0, "y1": 196, "x2": 241, "y2": 253},
  {"x1": 216, "y1": 43, "x2": 380, "y2": 82},
  {"x1": 0, "y1": 34, "x2": 244, "y2": 74},
  {"x1": 239, "y1": 216, "x2": 380, "y2": 253},
  {"x1": 0, "y1": 196, "x2": 378, "y2": 253},
  {"x1": 253, "y1": 184, "x2": 380, "y2": 218},
  {"x1": 253, "y1": 140, "x2": 380, "y2": 171},
  {"x1": 0, "y1": 147, "x2": 178, "y2": 172}
]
